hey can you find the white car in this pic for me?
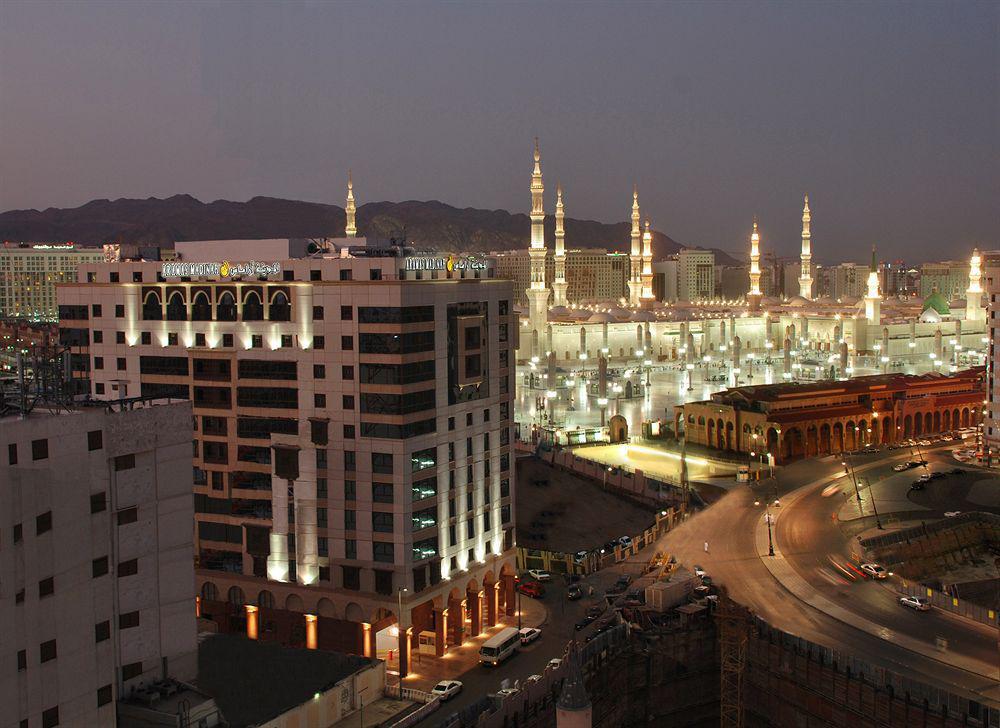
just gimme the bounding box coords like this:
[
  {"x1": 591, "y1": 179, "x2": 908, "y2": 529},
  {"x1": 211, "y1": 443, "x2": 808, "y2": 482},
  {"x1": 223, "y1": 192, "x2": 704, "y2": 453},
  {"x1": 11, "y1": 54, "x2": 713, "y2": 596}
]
[
  {"x1": 899, "y1": 595, "x2": 931, "y2": 611},
  {"x1": 525, "y1": 674, "x2": 543, "y2": 684},
  {"x1": 945, "y1": 511, "x2": 962, "y2": 518},
  {"x1": 432, "y1": 680, "x2": 463, "y2": 701},
  {"x1": 495, "y1": 687, "x2": 520, "y2": 699},
  {"x1": 519, "y1": 627, "x2": 541, "y2": 645},
  {"x1": 693, "y1": 565, "x2": 707, "y2": 578},
  {"x1": 892, "y1": 463, "x2": 910, "y2": 472},
  {"x1": 917, "y1": 439, "x2": 932, "y2": 447},
  {"x1": 859, "y1": 563, "x2": 888, "y2": 579},
  {"x1": 527, "y1": 569, "x2": 551, "y2": 582},
  {"x1": 548, "y1": 658, "x2": 563, "y2": 669}
]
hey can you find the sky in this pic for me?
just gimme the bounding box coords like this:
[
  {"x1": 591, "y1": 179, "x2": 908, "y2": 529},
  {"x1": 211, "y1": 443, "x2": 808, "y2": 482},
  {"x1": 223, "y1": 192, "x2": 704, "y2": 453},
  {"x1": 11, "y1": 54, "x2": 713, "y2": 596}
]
[{"x1": 0, "y1": 0, "x2": 997, "y2": 262}]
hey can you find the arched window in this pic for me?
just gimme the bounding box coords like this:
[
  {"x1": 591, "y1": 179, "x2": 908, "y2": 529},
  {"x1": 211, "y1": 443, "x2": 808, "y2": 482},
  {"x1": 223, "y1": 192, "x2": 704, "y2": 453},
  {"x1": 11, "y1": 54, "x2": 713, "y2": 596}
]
[
  {"x1": 269, "y1": 290, "x2": 291, "y2": 321},
  {"x1": 243, "y1": 291, "x2": 263, "y2": 321},
  {"x1": 142, "y1": 290, "x2": 162, "y2": 321},
  {"x1": 191, "y1": 291, "x2": 212, "y2": 321},
  {"x1": 227, "y1": 586, "x2": 245, "y2": 607},
  {"x1": 166, "y1": 291, "x2": 187, "y2": 321},
  {"x1": 200, "y1": 582, "x2": 218, "y2": 602},
  {"x1": 217, "y1": 291, "x2": 237, "y2": 321}
]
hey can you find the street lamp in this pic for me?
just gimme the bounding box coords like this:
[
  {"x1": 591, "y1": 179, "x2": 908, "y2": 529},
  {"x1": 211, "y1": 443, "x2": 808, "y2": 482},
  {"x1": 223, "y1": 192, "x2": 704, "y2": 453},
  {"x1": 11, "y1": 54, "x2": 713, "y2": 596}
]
[
  {"x1": 756, "y1": 499, "x2": 777, "y2": 556},
  {"x1": 396, "y1": 587, "x2": 408, "y2": 686}
]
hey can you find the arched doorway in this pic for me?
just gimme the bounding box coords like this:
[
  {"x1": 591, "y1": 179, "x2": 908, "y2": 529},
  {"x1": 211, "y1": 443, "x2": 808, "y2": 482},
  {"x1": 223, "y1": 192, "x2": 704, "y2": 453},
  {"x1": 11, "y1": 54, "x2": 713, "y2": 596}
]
[
  {"x1": 903, "y1": 414, "x2": 912, "y2": 437},
  {"x1": 707, "y1": 419, "x2": 716, "y2": 448},
  {"x1": 806, "y1": 426, "x2": 818, "y2": 457},
  {"x1": 819, "y1": 424, "x2": 831, "y2": 455},
  {"x1": 962, "y1": 408, "x2": 970, "y2": 427},
  {"x1": 943, "y1": 409, "x2": 951, "y2": 431},
  {"x1": 924, "y1": 412, "x2": 933, "y2": 433},
  {"x1": 881, "y1": 416, "x2": 892, "y2": 443},
  {"x1": 784, "y1": 427, "x2": 804, "y2": 460},
  {"x1": 832, "y1": 423, "x2": 844, "y2": 453},
  {"x1": 725, "y1": 422, "x2": 734, "y2": 450},
  {"x1": 716, "y1": 419, "x2": 725, "y2": 450},
  {"x1": 846, "y1": 421, "x2": 856, "y2": 450},
  {"x1": 933, "y1": 411, "x2": 941, "y2": 433},
  {"x1": 767, "y1": 427, "x2": 779, "y2": 455},
  {"x1": 608, "y1": 414, "x2": 628, "y2": 443}
]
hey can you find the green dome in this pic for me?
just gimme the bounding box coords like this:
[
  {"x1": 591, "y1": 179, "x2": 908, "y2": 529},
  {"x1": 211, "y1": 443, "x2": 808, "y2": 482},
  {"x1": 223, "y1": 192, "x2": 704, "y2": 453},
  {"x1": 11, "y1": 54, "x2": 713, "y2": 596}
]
[{"x1": 922, "y1": 291, "x2": 950, "y2": 316}]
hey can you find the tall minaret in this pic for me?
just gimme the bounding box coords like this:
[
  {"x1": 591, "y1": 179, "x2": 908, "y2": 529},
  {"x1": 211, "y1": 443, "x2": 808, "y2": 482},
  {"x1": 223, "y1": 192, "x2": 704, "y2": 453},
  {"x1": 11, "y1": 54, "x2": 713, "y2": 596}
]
[
  {"x1": 628, "y1": 185, "x2": 643, "y2": 305},
  {"x1": 552, "y1": 184, "x2": 569, "y2": 307},
  {"x1": 966, "y1": 248, "x2": 985, "y2": 322},
  {"x1": 345, "y1": 170, "x2": 357, "y2": 238},
  {"x1": 641, "y1": 219, "x2": 654, "y2": 300},
  {"x1": 799, "y1": 194, "x2": 813, "y2": 299},
  {"x1": 526, "y1": 138, "x2": 551, "y2": 331},
  {"x1": 864, "y1": 244, "x2": 882, "y2": 324},
  {"x1": 748, "y1": 218, "x2": 762, "y2": 308}
]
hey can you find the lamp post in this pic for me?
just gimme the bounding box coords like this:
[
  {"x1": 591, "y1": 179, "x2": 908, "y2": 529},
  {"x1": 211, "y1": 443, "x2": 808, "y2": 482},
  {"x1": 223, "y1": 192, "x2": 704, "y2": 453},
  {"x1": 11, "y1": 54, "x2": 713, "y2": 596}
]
[
  {"x1": 756, "y1": 499, "x2": 777, "y2": 556},
  {"x1": 598, "y1": 397, "x2": 608, "y2": 428},
  {"x1": 396, "y1": 586, "x2": 408, "y2": 687},
  {"x1": 864, "y1": 477, "x2": 884, "y2": 530}
]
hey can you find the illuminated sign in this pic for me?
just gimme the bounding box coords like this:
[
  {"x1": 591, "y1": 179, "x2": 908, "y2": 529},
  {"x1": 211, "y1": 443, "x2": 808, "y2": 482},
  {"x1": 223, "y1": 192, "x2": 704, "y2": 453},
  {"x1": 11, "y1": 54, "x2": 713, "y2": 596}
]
[
  {"x1": 161, "y1": 261, "x2": 282, "y2": 278},
  {"x1": 404, "y1": 254, "x2": 488, "y2": 272},
  {"x1": 31, "y1": 244, "x2": 76, "y2": 250}
]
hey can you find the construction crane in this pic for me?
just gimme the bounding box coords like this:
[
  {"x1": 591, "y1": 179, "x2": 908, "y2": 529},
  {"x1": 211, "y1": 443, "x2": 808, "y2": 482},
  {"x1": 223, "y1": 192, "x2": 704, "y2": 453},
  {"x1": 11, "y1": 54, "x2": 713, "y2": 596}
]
[{"x1": 716, "y1": 587, "x2": 750, "y2": 728}]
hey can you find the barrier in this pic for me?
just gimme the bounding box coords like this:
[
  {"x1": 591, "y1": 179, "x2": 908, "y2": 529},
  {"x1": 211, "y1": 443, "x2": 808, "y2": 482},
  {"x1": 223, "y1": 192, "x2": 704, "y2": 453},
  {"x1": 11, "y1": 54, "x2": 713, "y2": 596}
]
[{"x1": 896, "y1": 581, "x2": 999, "y2": 629}]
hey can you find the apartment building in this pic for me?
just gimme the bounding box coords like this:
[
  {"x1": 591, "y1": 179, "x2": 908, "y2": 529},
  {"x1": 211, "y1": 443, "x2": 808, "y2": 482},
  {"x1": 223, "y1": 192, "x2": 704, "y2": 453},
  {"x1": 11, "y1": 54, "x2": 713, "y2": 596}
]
[
  {"x1": 56, "y1": 238, "x2": 517, "y2": 679},
  {"x1": 1, "y1": 401, "x2": 197, "y2": 728},
  {"x1": 493, "y1": 248, "x2": 628, "y2": 304},
  {"x1": 676, "y1": 249, "x2": 714, "y2": 302},
  {"x1": 0, "y1": 243, "x2": 106, "y2": 320},
  {"x1": 983, "y1": 251, "x2": 1000, "y2": 464},
  {"x1": 920, "y1": 260, "x2": 970, "y2": 301}
]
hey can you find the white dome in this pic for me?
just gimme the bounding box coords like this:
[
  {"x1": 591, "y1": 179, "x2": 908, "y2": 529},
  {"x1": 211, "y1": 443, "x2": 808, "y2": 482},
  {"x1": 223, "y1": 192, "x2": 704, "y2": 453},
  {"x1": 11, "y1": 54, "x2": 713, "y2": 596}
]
[
  {"x1": 786, "y1": 295, "x2": 809, "y2": 306},
  {"x1": 587, "y1": 312, "x2": 615, "y2": 323},
  {"x1": 547, "y1": 306, "x2": 572, "y2": 318},
  {"x1": 631, "y1": 310, "x2": 657, "y2": 322}
]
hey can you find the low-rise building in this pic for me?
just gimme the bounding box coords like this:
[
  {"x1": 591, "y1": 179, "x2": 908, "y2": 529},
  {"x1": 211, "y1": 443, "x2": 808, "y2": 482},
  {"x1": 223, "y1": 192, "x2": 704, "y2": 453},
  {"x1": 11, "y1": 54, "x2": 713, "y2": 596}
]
[{"x1": 0, "y1": 242, "x2": 106, "y2": 320}]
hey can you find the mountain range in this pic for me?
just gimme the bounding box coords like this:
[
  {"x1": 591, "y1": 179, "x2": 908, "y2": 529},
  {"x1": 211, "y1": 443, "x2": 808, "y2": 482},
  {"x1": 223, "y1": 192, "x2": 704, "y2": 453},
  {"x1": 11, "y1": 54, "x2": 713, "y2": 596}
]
[{"x1": 0, "y1": 195, "x2": 739, "y2": 263}]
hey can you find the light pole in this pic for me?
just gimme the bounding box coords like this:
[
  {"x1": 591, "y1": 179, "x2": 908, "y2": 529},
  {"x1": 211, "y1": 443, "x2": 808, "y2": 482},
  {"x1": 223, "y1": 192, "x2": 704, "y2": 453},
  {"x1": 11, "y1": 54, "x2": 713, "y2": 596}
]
[
  {"x1": 756, "y1": 499, "x2": 777, "y2": 556},
  {"x1": 396, "y1": 586, "x2": 407, "y2": 688},
  {"x1": 598, "y1": 397, "x2": 608, "y2": 428},
  {"x1": 864, "y1": 477, "x2": 884, "y2": 529}
]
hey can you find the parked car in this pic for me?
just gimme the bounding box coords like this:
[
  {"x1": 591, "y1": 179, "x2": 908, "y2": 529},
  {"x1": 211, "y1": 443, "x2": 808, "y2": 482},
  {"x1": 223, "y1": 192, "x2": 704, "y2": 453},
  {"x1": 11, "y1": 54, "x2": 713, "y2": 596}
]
[
  {"x1": 586, "y1": 605, "x2": 603, "y2": 618},
  {"x1": 619, "y1": 536, "x2": 634, "y2": 549},
  {"x1": 860, "y1": 563, "x2": 888, "y2": 579},
  {"x1": 527, "y1": 569, "x2": 552, "y2": 582},
  {"x1": 525, "y1": 674, "x2": 543, "y2": 684},
  {"x1": 917, "y1": 439, "x2": 932, "y2": 447},
  {"x1": 519, "y1": 627, "x2": 541, "y2": 645},
  {"x1": 432, "y1": 680, "x2": 463, "y2": 700},
  {"x1": 616, "y1": 574, "x2": 632, "y2": 589},
  {"x1": 917, "y1": 473, "x2": 932, "y2": 482},
  {"x1": 945, "y1": 511, "x2": 962, "y2": 518},
  {"x1": 574, "y1": 615, "x2": 595, "y2": 631},
  {"x1": 693, "y1": 565, "x2": 707, "y2": 577},
  {"x1": 495, "y1": 687, "x2": 520, "y2": 699},
  {"x1": 548, "y1": 658, "x2": 563, "y2": 670},
  {"x1": 909, "y1": 482, "x2": 925, "y2": 491},
  {"x1": 949, "y1": 468, "x2": 966, "y2": 475},
  {"x1": 899, "y1": 595, "x2": 931, "y2": 611},
  {"x1": 517, "y1": 581, "x2": 545, "y2": 598},
  {"x1": 892, "y1": 463, "x2": 910, "y2": 472},
  {"x1": 929, "y1": 471, "x2": 946, "y2": 479},
  {"x1": 567, "y1": 584, "x2": 583, "y2": 601}
]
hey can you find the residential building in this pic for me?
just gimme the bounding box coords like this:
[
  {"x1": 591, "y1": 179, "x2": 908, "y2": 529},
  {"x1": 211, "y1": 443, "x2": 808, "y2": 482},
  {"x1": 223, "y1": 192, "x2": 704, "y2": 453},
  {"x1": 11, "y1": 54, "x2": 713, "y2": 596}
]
[
  {"x1": 676, "y1": 249, "x2": 714, "y2": 302},
  {"x1": 827, "y1": 263, "x2": 870, "y2": 300},
  {"x1": 717, "y1": 265, "x2": 749, "y2": 301},
  {"x1": 919, "y1": 260, "x2": 970, "y2": 301},
  {"x1": 983, "y1": 251, "x2": 1000, "y2": 463},
  {"x1": 0, "y1": 242, "x2": 106, "y2": 320},
  {"x1": 56, "y1": 238, "x2": 518, "y2": 679},
  {"x1": 1, "y1": 400, "x2": 198, "y2": 728},
  {"x1": 494, "y1": 248, "x2": 628, "y2": 305},
  {"x1": 652, "y1": 258, "x2": 678, "y2": 302}
]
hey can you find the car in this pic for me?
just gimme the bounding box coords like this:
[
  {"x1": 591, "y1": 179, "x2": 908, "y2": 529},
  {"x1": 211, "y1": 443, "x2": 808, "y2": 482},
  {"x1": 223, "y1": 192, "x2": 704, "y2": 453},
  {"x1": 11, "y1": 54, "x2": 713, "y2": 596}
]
[
  {"x1": 892, "y1": 463, "x2": 910, "y2": 472},
  {"x1": 567, "y1": 584, "x2": 583, "y2": 601},
  {"x1": 519, "y1": 627, "x2": 541, "y2": 645},
  {"x1": 525, "y1": 674, "x2": 543, "y2": 684},
  {"x1": 619, "y1": 536, "x2": 634, "y2": 549},
  {"x1": 517, "y1": 581, "x2": 545, "y2": 598},
  {"x1": 700, "y1": 576, "x2": 713, "y2": 586},
  {"x1": 548, "y1": 658, "x2": 563, "y2": 670},
  {"x1": 527, "y1": 569, "x2": 551, "y2": 582},
  {"x1": 939, "y1": 434, "x2": 953, "y2": 442},
  {"x1": 859, "y1": 563, "x2": 887, "y2": 579},
  {"x1": 432, "y1": 680, "x2": 463, "y2": 700},
  {"x1": 899, "y1": 595, "x2": 931, "y2": 611},
  {"x1": 573, "y1": 550, "x2": 588, "y2": 564},
  {"x1": 495, "y1": 687, "x2": 520, "y2": 699},
  {"x1": 574, "y1": 615, "x2": 595, "y2": 631},
  {"x1": 909, "y1": 482, "x2": 925, "y2": 491},
  {"x1": 616, "y1": 574, "x2": 632, "y2": 588},
  {"x1": 917, "y1": 473, "x2": 932, "y2": 482},
  {"x1": 949, "y1": 468, "x2": 966, "y2": 475},
  {"x1": 586, "y1": 605, "x2": 603, "y2": 618},
  {"x1": 929, "y1": 471, "x2": 946, "y2": 479},
  {"x1": 918, "y1": 439, "x2": 932, "y2": 446},
  {"x1": 693, "y1": 565, "x2": 707, "y2": 577},
  {"x1": 945, "y1": 511, "x2": 962, "y2": 518}
]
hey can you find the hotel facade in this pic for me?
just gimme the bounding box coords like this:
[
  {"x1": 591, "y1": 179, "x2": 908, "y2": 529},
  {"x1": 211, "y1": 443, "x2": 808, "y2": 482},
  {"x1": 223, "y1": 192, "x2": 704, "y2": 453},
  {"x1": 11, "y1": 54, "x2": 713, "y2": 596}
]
[{"x1": 57, "y1": 238, "x2": 518, "y2": 677}]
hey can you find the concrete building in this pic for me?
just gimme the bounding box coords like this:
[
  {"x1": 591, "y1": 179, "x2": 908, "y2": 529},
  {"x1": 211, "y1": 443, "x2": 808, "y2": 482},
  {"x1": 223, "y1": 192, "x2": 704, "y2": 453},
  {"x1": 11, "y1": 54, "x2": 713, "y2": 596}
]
[
  {"x1": 493, "y1": 248, "x2": 628, "y2": 305},
  {"x1": 56, "y1": 235, "x2": 517, "y2": 679},
  {"x1": 676, "y1": 249, "x2": 714, "y2": 302},
  {"x1": 983, "y1": 251, "x2": 1000, "y2": 461},
  {"x1": 652, "y1": 258, "x2": 678, "y2": 302},
  {"x1": 717, "y1": 265, "x2": 749, "y2": 301},
  {"x1": 827, "y1": 262, "x2": 870, "y2": 300},
  {"x1": 0, "y1": 242, "x2": 106, "y2": 320},
  {"x1": 920, "y1": 260, "x2": 971, "y2": 301},
  {"x1": 1, "y1": 401, "x2": 198, "y2": 728}
]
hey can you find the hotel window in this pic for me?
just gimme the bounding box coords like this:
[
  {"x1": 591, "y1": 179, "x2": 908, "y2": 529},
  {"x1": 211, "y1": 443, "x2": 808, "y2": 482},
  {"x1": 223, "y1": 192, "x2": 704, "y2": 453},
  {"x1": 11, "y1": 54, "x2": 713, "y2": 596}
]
[
  {"x1": 372, "y1": 483, "x2": 393, "y2": 503},
  {"x1": 281, "y1": 334, "x2": 292, "y2": 348},
  {"x1": 371, "y1": 452, "x2": 393, "y2": 474},
  {"x1": 117, "y1": 357, "x2": 126, "y2": 371},
  {"x1": 117, "y1": 507, "x2": 138, "y2": 526},
  {"x1": 252, "y1": 335, "x2": 263, "y2": 348},
  {"x1": 90, "y1": 492, "x2": 107, "y2": 513},
  {"x1": 17, "y1": 649, "x2": 26, "y2": 671},
  {"x1": 42, "y1": 707, "x2": 60, "y2": 728},
  {"x1": 93, "y1": 330, "x2": 103, "y2": 343},
  {"x1": 310, "y1": 269, "x2": 321, "y2": 281},
  {"x1": 117, "y1": 331, "x2": 126, "y2": 344},
  {"x1": 168, "y1": 332, "x2": 179, "y2": 346},
  {"x1": 314, "y1": 393, "x2": 326, "y2": 407},
  {"x1": 223, "y1": 333, "x2": 233, "y2": 347},
  {"x1": 344, "y1": 480, "x2": 356, "y2": 500},
  {"x1": 32, "y1": 438, "x2": 48, "y2": 461},
  {"x1": 313, "y1": 364, "x2": 326, "y2": 378},
  {"x1": 341, "y1": 305, "x2": 352, "y2": 320},
  {"x1": 141, "y1": 332, "x2": 151, "y2": 345},
  {"x1": 94, "y1": 356, "x2": 104, "y2": 369},
  {"x1": 116, "y1": 304, "x2": 125, "y2": 317},
  {"x1": 95, "y1": 620, "x2": 111, "y2": 642},
  {"x1": 344, "y1": 510, "x2": 356, "y2": 529},
  {"x1": 342, "y1": 365, "x2": 354, "y2": 380},
  {"x1": 317, "y1": 478, "x2": 328, "y2": 499},
  {"x1": 373, "y1": 541, "x2": 394, "y2": 562},
  {"x1": 92, "y1": 304, "x2": 102, "y2": 317},
  {"x1": 313, "y1": 306, "x2": 324, "y2": 320},
  {"x1": 98, "y1": 684, "x2": 113, "y2": 707},
  {"x1": 8, "y1": 443, "x2": 17, "y2": 464},
  {"x1": 110, "y1": 272, "x2": 120, "y2": 282},
  {"x1": 344, "y1": 424, "x2": 355, "y2": 439},
  {"x1": 92, "y1": 556, "x2": 109, "y2": 578},
  {"x1": 344, "y1": 451, "x2": 356, "y2": 471},
  {"x1": 341, "y1": 335, "x2": 353, "y2": 351},
  {"x1": 39, "y1": 577, "x2": 54, "y2": 598},
  {"x1": 118, "y1": 558, "x2": 138, "y2": 577},
  {"x1": 342, "y1": 565, "x2": 359, "y2": 588},
  {"x1": 314, "y1": 335, "x2": 325, "y2": 349},
  {"x1": 122, "y1": 662, "x2": 143, "y2": 681},
  {"x1": 340, "y1": 269, "x2": 352, "y2": 281},
  {"x1": 119, "y1": 611, "x2": 140, "y2": 629},
  {"x1": 133, "y1": 272, "x2": 142, "y2": 282},
  {"x1": 36, "y1": 510, "x2": 52, "y2": 535},
  {"x1": 343, "y1": 395, "x2": 355, "y2": 410}
]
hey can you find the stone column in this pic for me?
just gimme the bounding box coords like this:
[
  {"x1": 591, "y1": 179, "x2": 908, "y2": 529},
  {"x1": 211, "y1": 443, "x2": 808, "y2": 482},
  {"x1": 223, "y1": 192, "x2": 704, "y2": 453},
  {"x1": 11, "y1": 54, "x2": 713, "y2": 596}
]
[
  {"x1": 468, "y1": 589, "x2": 483, "y2": 637},
  {"x1": 434, "y1": 608, "x2": 448, "y2": 657},
  {"x1": 487, "y1": 582, "x2": 499, "y2": 627}
]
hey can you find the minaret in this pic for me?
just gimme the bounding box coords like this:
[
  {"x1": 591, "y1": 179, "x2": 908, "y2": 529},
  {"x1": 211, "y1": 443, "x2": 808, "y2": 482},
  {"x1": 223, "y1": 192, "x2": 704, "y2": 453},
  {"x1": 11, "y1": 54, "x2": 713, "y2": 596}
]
[
  {"x1": 799, "y1": 194, "x2": 813, "y2": 299},
  {"x1": 748, "y1": 217, "x2": 762, "y2": 308},
  {"x1": 628, "y1": 185, "x2": 643, "y2": 305},
  {"x1": 526, "y1": 138, "x2": 551, "y2": 331},
  {"x1": 965, "y1": 247, "x2": 985, "y2": 322},
  {"x1": 552, "y1": 184, "x2": 569, "y2": 307},
  {"x1": 345, "y1": 170, "x2": 357, "y2": 238},
  {"x1": 641, "y1": 219, "x2": 654, "y2": 300},
  {"x1": 864, "y1": 244, "x2": 882, "y2": 324}
]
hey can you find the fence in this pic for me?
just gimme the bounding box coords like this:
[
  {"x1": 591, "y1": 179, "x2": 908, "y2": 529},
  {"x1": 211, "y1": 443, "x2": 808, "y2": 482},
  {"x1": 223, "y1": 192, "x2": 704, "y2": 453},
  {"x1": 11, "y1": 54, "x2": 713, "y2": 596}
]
[
  {"x1": 388, "y1": 696, "x2": 440, "y2": 728},
  {"x1": 383, "y1": 685, "x2": 436, "y2": 704},
  {"x1": 897, "y1": 581, "x2": 999, "y2": 629},
  {"x1": 859, "y1": 511, "x2": 1000, "y2": 551}
]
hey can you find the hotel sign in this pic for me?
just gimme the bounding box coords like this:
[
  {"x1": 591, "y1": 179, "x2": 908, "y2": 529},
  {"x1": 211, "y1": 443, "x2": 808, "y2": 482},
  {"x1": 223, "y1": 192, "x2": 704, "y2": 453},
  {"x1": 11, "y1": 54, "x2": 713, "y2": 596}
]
[
  {"x1": 161, "y1": 261, "x2": 282, "y2": 278},
  {"x1": 404, "y1": 254, "x2": 488, "y2": 272}
]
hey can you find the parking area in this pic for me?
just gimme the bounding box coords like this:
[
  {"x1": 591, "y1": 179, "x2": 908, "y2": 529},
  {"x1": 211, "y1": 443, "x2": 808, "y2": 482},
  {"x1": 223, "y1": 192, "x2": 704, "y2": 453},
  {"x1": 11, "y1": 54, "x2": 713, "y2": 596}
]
[{"x1": 516, "y1": 456, "x2": 659, "y2": 555}]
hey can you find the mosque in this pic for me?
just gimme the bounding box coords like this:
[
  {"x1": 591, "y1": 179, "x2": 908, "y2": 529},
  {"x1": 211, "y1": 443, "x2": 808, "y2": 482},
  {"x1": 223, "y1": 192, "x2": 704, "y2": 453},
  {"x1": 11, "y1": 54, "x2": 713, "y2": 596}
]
[{"x1": 511, "y1": 140, "x2": 988, "y2": 400}]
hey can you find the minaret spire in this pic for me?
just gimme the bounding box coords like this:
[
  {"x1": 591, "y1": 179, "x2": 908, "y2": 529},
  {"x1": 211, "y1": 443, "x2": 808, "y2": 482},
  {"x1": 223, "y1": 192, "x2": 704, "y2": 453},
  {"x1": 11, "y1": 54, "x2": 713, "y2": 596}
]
[
  {"x1": 345, "y1": 170, "x2": 357, "y2": 238},
  {"x1": 526, "y1": 138, "x2": 551, "y2": 331},
  {"x1": 748, "y1": 217, "x2": 762, "y2": 308},
  {"x1": 641, "y1": 219, "x2": 654, "y2": 300},
  {"x1": 628, "y1": 185, "x2": 643, "y2": 305},
  {"x1": 552, "y1": 183, "x2": 568, "y2": 306},
  {"x1": 798, "y1": 194, "x2": 813, "y2": 299},
  {"x1": 966, "y1": 247, "x2": 985, "y2": 322},
  {"x1": 865, "y1": 244, "x2": 882, "y2": 324}
]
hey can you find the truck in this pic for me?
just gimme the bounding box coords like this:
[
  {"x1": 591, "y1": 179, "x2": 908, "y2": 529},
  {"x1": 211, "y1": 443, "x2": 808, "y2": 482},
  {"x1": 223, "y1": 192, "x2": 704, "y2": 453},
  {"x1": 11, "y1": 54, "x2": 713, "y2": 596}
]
[{"x1": 644, "y1": 572, "x2": 698, "y2": 612}]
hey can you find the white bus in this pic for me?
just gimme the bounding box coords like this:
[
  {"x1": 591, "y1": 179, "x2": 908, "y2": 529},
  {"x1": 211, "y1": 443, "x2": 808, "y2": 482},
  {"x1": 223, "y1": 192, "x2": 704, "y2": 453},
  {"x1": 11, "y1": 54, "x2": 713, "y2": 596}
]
[{"x1": 479, "y1": 627, "x2": 520, "y2": 666}]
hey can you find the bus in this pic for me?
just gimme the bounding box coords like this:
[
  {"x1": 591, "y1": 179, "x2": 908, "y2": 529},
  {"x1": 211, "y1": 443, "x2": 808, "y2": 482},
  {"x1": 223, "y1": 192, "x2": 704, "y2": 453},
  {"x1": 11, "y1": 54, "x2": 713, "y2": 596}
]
[{"x1": 479, "y1": 627, "x2": 520, "y2": 666}]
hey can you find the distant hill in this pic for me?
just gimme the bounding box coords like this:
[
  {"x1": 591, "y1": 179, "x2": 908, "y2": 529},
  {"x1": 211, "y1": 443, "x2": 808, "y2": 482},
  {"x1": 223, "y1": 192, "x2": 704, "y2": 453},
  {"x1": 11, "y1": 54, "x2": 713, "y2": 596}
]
[{"x1": 0, "y1": 194, "x2": 738, "y2": 263}]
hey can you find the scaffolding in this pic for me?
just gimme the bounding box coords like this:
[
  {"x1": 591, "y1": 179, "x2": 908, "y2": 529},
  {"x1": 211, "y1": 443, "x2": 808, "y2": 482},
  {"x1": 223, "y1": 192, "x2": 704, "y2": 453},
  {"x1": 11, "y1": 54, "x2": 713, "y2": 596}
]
[
  {"x1": 716, "y1": 589, "x2": 750, "y2": 728},
  {"x1": 0, "y1": 346, "x2": 76, "y2": 418}
]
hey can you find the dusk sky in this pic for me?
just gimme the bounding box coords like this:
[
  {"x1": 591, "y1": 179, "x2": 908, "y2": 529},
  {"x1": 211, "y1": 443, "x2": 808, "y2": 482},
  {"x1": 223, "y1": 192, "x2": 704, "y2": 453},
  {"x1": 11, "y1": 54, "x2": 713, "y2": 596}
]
[{"x1": 1, "y1": 0, "x2": 996, "y2": 262}]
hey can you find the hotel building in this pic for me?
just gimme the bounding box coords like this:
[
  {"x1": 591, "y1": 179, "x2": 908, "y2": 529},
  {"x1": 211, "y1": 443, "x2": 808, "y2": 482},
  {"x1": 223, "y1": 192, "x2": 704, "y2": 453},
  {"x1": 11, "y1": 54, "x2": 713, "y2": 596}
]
[
  {"x1": 56, "y1": 237, "x2": 518, "y2": 678},
  {"x1": 1, "y1": 401, "x2": 198, "y2": 728},
  {"x1": 1, "y1": 242, "x2": 107, "y2": 321},
  {"x1": 494, "y1": 247, "x2": 629, "y2": 305}
]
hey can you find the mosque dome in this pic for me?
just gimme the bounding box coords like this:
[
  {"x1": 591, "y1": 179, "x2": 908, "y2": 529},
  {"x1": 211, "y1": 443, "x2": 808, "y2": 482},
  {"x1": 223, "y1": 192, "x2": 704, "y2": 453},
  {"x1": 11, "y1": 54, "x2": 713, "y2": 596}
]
[
  {"x1": 839, "y1": 295, "x2": 860, "y2": 306},
  {"x1": 786, "y1": 295, "x2": 810, "y2": 306},
  {"x1": 608, "y1": 306, "x2": 631, "y2": 318},
  {"x1": 921, "y1": 291, "x2": 951, "y2": 316},
  {"x1": 587, "y1": 312, "x2": 615, "y2": 324},
  {"x1": 631, "y1": 310, "x2": 657, "y2": 322},
  {"x1": 919, "y1": 307, "x2": 942, "y2": 324},
  {"x1": 547, "y1": 306, "x2": 572, "y2": 318}
]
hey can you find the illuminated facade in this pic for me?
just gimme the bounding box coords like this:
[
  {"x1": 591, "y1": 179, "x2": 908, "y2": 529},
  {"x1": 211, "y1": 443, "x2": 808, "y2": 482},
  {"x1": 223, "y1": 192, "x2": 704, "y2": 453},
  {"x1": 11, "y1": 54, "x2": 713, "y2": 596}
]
[
  {"x1": 799, "y1": 195, "x2": 813, "y2": 299},
  {"x1": 57, "y1": 239, "x2": 517, "y2": 677},
  {"x1": 526, "y1": 138, "x2": 550, "y2": 332},
  {"x1": 0, "y1": 242, "x2": 105, "y2": 320},
  {"x1": 628, "y1": 186, "x2": 643, "y2": 306}
]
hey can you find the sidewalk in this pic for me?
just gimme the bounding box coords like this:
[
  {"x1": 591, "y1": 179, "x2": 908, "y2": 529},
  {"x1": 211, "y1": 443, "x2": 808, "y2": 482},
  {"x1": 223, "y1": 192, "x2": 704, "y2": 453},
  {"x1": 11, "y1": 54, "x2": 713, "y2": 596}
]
[{"x1": 401, "y1": 596, "x2": 548, "y2": 692}]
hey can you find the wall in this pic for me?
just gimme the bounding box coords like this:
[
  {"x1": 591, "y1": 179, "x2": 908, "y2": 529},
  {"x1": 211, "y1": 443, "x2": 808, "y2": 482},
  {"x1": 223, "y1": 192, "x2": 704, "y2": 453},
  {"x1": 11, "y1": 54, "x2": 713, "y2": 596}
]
[{"x1": 256, "y1": 660, "x2": 385, "y2": 728}]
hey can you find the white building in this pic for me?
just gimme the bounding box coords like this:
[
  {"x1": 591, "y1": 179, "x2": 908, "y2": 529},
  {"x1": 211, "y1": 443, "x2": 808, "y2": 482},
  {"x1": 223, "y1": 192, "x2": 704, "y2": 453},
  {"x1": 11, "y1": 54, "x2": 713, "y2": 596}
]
[
  {"x1": 983, "y1": 251, "x2": 1000, "y2": 461},
  {"x1": 676, "y1": 249, "x2": 715, "y2": 302},
  {"x1": 0, "y1": 243, "x2": 106, "y2": 320},
  {"x1": 1, "y1": 401, "x2": 197, "y2": 728}
]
